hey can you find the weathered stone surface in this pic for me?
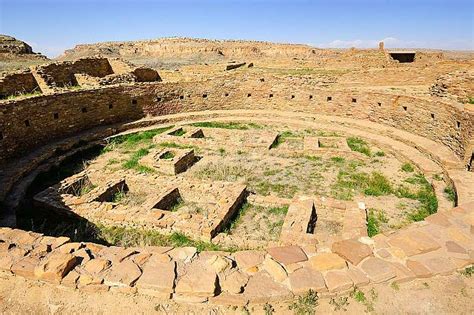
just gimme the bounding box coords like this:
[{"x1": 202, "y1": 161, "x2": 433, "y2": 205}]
[
  {"x1": 425, "y1": 213, "x2": 452, "y2": 227},
  {"x1": 347, "y1": 267, "x2": 370, "y2": 287},
  {"x1": 99, "y1": 246, "x2": 137, "y2": 263},
  {"x1": 309, "y1": 253, "x2": 347, "y2": 271},
  {"x1": 445, "y1": 241, "x2": 467, "y2": 254},
  {"x1": 359, "y1": 257, "x2": 396, "y2": 283},
  {"x1": 261, "y1": 256, "x2": 287, "y2": 282},
  {"x1": 58, "y1": 242, "x2": 83, "y2": 254},
  {"x1": 391, "y1": 262, "x2": 416, "y2": 283},
  {"x1": 135, "y1": 259, "x2": 176, "y2": 296},
  {"x1": 11, "y1": 256, "x2": 39, "y2": 279},
  {"x1": 332, "y1": 239, "x2": 372, "y2": 265},
  {"x1": 387, "y1": 231, "x2": 440, "y2": 257},
  {"x1": 34, "y1": 253, "x2": 77, "y2": 283},
  {"x1": 324, "y1": 270, "x2": 353, "y2": 292},
  {"x1": 267, "y1": 245, "x2": 308, "y2": 265},
  {"x1": 84, "y1": 258, "x2": 111, "y2": 275},
  {"x1": 175, "y1": 262, "x2": 217, "y2": 297},
  {"x1": 410, "y1": 254, "x2": 457, "y2": 275},
  {"x1": 406, "y1": 260, "x2": 432, "y2": 278},
  {"x1": 243, "y1": 272, "x2": 293, "y2": 303},
  {"x1": 168, "y1": 247, "x2": 197, "y2": 263},
  {"x1": 233, "y1": 250, "x2": 265, "y2": 272},
  {"x1": 61, "y1": 269, "x2": 80, "y2": 288},
  {"x1": 104, "y1": 260, "x2": 142, "y2": 287},
  {"x1": 220, "y1": 270, "x2": 249, "y2": 294},
  {"x1": 288, "y1": 267, "x2": 327, "y2": 294},
  {"x1": 207, "y1": 254, "x2": 232, "y2": 273}
]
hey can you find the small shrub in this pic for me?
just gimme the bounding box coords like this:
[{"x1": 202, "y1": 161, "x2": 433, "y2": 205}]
[
  {"x1": 374, "y1": 151, "x2": 385, "y2": 157},
  {"x1": 367, "y1": 209, "x2": 380, "y2": 237},
  {"x1": 460, "y1": 265, "x2": 473, "y2": 277},
  {"x1": 347, "y1": 137, "x2": 371, "y2": 156},
  {"x1": 289, "y1": 290, "x2": 319, "y2": 315},
  {"x1": 329, "y1": 296, "x2": 349, "y2": 311},
  {"x1": 444, "y1": 186, "x2": 456, "y2": 203},
  {"x1": 401, "y1": 163, "x2": 414, "y2": 172}
]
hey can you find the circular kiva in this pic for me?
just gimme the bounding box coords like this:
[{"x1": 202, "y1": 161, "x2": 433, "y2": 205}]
[{"x1": 0, "y1": 76, "x2": 473, "y2": 305}]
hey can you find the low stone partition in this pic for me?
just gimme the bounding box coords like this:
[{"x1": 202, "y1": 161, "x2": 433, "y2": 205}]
[
  {"x1": 0, "y1": 70, "x2": 40, "y2": 99},
  {"x1": 0, "y1": 201, "x2": 472, "y2": 305}
]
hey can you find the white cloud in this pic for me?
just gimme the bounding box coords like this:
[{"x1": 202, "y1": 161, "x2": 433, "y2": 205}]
[{"x1": 29, "y1": 42, "x2": 67, "y2": 58}]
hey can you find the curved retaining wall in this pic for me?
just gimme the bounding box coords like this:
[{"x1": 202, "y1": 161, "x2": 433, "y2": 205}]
[{"x1": 1, "y1": 77, "x2": 473, "y2": 165}]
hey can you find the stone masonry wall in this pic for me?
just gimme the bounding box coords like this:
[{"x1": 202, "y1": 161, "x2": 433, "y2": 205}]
[
  {"x1": 0, "y1": 71, "x2": 40, "y2": 99},
  {"x1": 0, "y1": 77, "x2": 473, "y2": 165},
  {"x1": 35, "y1": 58, "x2": 114, "y2": 88},
  {"x1": 0, "y1": 87, "x2": 141, "y2": 161}
]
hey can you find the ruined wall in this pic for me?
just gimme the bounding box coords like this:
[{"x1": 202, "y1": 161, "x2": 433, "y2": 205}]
[
  {"x1": 34, "y1": 58, "x2": 114, "y2": 88},
  {"x1": 0, "y1": 77, "x2": 473, "y2": 165},
  {"x1": 0, "y1": 87, "x2": 141, "y2": 160},
  {"x1": 0, "y1": 71, "x2": 39, "y2": 98}
]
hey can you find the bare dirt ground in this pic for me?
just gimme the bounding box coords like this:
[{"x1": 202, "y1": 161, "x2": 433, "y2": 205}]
[{"x1": 1, "y1": 272, "x2": 472, "y2": 314}]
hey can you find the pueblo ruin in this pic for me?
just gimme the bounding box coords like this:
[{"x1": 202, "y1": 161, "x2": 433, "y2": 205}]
[{"x1": 0, "y1": 35, "x2": 473, "y2": 313}]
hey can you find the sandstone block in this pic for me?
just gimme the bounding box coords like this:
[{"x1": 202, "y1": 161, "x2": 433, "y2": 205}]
[
  {"x1": 267, "y1": 245, "x2": 308, "y2": 265},
  {"x1": 262, "y1": 256, "x2": 287, "y2": 282},
  {"x1": 34, "y1": 252, "x2": 77, "y2": 283},
  {"x1": 406, "y1": 260, "x2": 432, "y2": 278},
  {"x1": 243, "y1": 272, "x2": 293, "y2": 303},
  {"x1": 324, "y1": 270, "x2": 353, "y2": 292},
  {"x1": 175, "y1": 262, "x2": 217, "y2": 297},
  {"x1": 288, "y1": 267, "x2": 327, "y2": 294},
  {"x1": 359, "y1": 257, "x2": 396, "y2": 283},
  {"x1": 135, "y1": 259, "x2": 176, "y2": 295},
  {"x1": 332, "y1": 239, "x2": 372, "y2": 265},
  {"x1": 309, "y1": 252, "x2": 347, "y2": 271},
  {"x1": 104, "y1": 260, "x2": 142, "y2": 287},
  {"x1": 220, "y1": 270, "x2": 249, "y2": 294},
  {"x1": 233, "y1": 250, "x2": 265, "y2": 272}
]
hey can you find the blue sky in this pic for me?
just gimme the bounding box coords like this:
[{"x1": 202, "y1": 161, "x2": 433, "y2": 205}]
[{"x1": 0, "y1": 0, "x2": 473, "y2": 57}]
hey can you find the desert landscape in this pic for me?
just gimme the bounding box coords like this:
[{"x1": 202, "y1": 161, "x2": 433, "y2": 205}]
[{"x1": 0, "y1": 30, "x2": 473, "y2": 314}]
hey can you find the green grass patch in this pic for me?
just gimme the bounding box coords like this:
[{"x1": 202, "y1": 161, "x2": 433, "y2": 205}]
[
  {"x1": 4, "y1": 90, "x2": 42, "y2": 100},
  {"x1": 347, "y1": 137, "x2": 371, "y2": 156},
  {"x1": 190, "y1": 121, "x2": 262, "y2": 130},
  {"x1": 401, "y1": 163, "x2": 414, "y2": 172},
  {"x1": 468, "y1": 97, "x2": 474, "y2": 104},
  {"x1": 374, "y1": 151, "x2": 385, "y2": 157},
  {"x1": 268, "y1": 205, "x2": 289, "y2": 216},
  {"x1": 331, "y1": 171, "x2": 392, "y2": 200},
  {"x1": 397, "y1": 174, "x2": 438, "y2": 221},
  {"x1": 367, "y1": 209, "x2": 388, "y2": 237},
  {"x1": 444, "y1": 185, "x2": 456, "y2": 203},
  {"x1": 122, "y1": 148, "x2": 155, "y2": 173},
  {"x1": 102, "y1": 126, "x2": 173, "y2": 152}
]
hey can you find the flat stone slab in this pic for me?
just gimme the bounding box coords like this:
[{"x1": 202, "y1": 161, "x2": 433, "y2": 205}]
[
  {"x1": 233, "y1": 250, "x2": 265, "y2": 272},
  {"x1": 243, "y1": 272, "x2": 293, "y2": 303},
  {"x1": 387, "y1": 230, "x2": 440, "y2": 257},
  {"x1": 175, "y1": 262, "x2": 218, "y2": 297},
  {"x1": 332, "y1": 239, "x2": 372, "y2": 265},
  {"x1": 136, "y1": 258, "x2": 176, "y2": 296},
  {"x1": 289, "y1": 267, "x2": 327, "y2": 294},
  {"x1": 359, "y1": 257, "x2": 396, "y2": 283},
  {"x1": 267, "y1": 245, "x2": 308, "y2": 265},
  {"x1": 324, "y1": 270, "x2": 353, "y2": 292},
  {"x1": 309, "y1": 253, "x2": 347, "y2": 271},
  {"x1": 34, "y1": 252, "x2": 77, "y2": 283},
  {"x1": 104, "y1": 260, "x2": 142, "y2": 287}
]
